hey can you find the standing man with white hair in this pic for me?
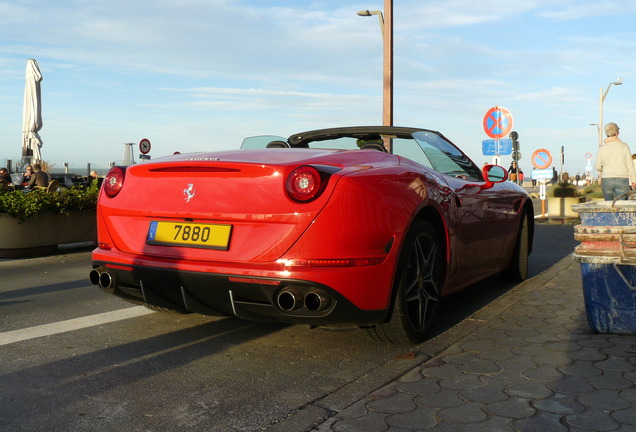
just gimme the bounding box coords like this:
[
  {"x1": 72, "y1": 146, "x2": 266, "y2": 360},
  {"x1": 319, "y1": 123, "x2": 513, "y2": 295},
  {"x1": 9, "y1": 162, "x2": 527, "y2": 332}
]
[{"x1": 595, "y1": 122, "x2": 636, "y2": 200}]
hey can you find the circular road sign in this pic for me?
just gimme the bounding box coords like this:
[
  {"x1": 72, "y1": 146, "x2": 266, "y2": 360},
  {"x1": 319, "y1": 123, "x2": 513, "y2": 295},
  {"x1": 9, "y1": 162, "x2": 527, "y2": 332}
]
[
  {"x1": 585, "y1": 152, "x2": 593, "y2": 160},
  {"x1": 483, "y1": 106, "x2": 514, "y2": 139},
  {"x1": 139, "y1": 138, "x2": 151, "y2": 155},
  {"x1": 531, "y1": 148, "x2": 552, "y2": 170}
]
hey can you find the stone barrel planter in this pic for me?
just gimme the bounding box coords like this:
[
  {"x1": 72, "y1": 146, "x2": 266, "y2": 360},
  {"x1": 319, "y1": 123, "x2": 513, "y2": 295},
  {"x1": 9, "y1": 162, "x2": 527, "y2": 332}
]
[{"x1": 0, "y1": 210, "x2": 96, "y2": 258}]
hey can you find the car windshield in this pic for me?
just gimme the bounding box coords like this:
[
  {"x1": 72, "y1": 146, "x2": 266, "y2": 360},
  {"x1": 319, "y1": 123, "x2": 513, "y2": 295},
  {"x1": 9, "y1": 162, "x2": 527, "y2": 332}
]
[
  {"x1": 407, "y1": 131, "x2": 482, "y2": 181},
  {"x1": 241, "y1": 135, "x2": 287, "y2": 149}
]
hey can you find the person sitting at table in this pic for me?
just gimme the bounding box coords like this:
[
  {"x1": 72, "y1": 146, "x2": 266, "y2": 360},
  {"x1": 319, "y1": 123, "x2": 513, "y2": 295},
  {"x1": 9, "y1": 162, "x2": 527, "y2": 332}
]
[
  {"x1": 20, "y1": 165, "x2": 34, "y2": 185},
  {"x1": 25, "y1": 163, "x2": 50, "y2": 190},
  {"x1": 0, "y1": 167, "x2": 12, "y2": 185}
]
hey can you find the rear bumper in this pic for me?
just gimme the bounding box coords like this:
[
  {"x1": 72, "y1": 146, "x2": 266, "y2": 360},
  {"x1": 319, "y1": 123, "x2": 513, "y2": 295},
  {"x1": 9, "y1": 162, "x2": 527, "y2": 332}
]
[{"x1": 90, "y1": 258, "x2": 388, "y2": 326}]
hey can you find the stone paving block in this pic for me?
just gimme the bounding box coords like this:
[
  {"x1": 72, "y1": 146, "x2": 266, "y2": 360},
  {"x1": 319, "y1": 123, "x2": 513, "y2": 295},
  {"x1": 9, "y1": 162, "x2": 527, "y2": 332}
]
[
  {"x1": 619, "y1": 387, "x2": 636, "y2": 403},
  {"x1": 495, "y1": 357, "x2": 538, "y2": 376},
  {"x1": 564, "y1": 408, "x2": 620, "y2": 431},
  {"x1": 330, "y1": 411, "x2": 389, "y2": 432},
  {"x1": 543, "y1": 341, "x2": 580, "y2": 353},
  {"x1": 385, "y1": 406, "x2": 438, "y2": 430},
  {"x1": 577, "y1": 388, "x2": 630, "y2": 411},
  {"x1": 522, "y1": 364, "x2": 565, "y2": 381},
  {"x1": 460, "y1": 384, "x2": 509, "y2": 404},
  {"x1": 437, "y1": 373, "x2": 485, "y2": 391},
  {"x1": 576, "y1": 336, "x2": 615, "y2": 349},
  {"x1": 524, "y1": 333, "x2": 563, "y2": 345},
  {"x1": 461, "y1": 358, "x2": 500, "y2": 374},
  {"x1": 586, "y1": 371, "x2": 633, "y2": 390},
  {"x1": 366, "y1": 390, "x2": 417, "y2": 414},
  {"x1": 532, "y1": 393, "x2": 584, "y2": 415},
  {"x1": 439, "y1": 351, "x2": 480, "y2": 366},
  {"x1": 420, "y1": 361, "x2": 462, "y2": 379},
  {"x1": 395, "y1": 377, "x2": 441, "y2": 396},
  {"x1": 558, "y1": 360, "x2": 603, "y2": 378},
  {"x1": 485, "y1": 396, "x2": 535, "y2": 418},
  {"x1": 458, "y1": 416, "x2": 514, "y2": 432},
  {"x1": 413, "y1": 388, "x2": 463, "y2": 409},
  {"x1": 594, "y1": 356, "x2": 634, "y2": 373},
  {"x1": 505, "y1": 379, "x2": 554, "y2": 399},
  {"x1": 546, "y1": 377, "x2": 594, "y2": 395},
  {"x1": 611, "y1": 406, "x2": 636, "y2": 426},
  {"x1": 513, "y1": 342, "x2": 559, "y2": 357},
  {"x1": 437, "y1": 401, "x2": 487, "y2": 423},
  {"x1": 567, "y1": 346, "x2": 607, "y2": 361},
  {"x1": 398, "y1": 368, "x2": 424, "y2": 383},
  {"x1": 512, "y1": 412, "x2": 569, "y2": 432}
]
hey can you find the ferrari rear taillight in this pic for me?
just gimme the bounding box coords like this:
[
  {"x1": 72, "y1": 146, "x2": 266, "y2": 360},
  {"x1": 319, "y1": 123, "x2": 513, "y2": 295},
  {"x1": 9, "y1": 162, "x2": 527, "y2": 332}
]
[
  {"x1": 286, "y1": 165, "x2": 323, "y2": 203},
  {"x1": 103, "y1": 166, "x2": 126, "y2": 198}
]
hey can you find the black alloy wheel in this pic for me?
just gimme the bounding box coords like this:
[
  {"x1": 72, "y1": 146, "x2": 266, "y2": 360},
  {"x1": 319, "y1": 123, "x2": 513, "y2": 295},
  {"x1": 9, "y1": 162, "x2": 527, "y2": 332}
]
[{"x1": 369, "y1": 219, "x2": 443, "y2": 344}]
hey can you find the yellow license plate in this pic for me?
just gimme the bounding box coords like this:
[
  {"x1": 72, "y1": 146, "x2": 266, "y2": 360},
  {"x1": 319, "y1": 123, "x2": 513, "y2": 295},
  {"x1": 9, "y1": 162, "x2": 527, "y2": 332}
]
[{"x1": 147, "y1": 221, "x2": 232, "y2": 250}]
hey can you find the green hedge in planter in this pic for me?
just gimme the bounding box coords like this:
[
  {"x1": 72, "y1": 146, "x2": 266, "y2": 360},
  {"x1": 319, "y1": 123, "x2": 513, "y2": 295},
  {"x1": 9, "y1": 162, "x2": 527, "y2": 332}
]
[
  {"x1": 582, "y1": 183, "x2": 604, "y2": 199},
  {"x1": 549, "y1": 182, "x2": 581, "y2": 198},
  {"x1": 0, "y1": 182, "x2": 99, "y2": 222}
]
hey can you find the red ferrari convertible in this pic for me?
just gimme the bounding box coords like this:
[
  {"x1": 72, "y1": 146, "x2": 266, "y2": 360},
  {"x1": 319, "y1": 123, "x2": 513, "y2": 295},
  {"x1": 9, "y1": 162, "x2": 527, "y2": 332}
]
[{"x1": 90, "y1": 126, "x2": 533, "y2": 344}]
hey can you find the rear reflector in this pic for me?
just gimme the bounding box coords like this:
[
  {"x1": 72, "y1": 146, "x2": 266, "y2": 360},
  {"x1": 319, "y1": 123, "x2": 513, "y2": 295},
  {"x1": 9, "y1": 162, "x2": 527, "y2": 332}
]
[
  {"x1": 277, "y1": 257, "x2": 385, "y2": 267},
  {"x1": 227, "y1": 276, "x2": 281, "y2": 285}
]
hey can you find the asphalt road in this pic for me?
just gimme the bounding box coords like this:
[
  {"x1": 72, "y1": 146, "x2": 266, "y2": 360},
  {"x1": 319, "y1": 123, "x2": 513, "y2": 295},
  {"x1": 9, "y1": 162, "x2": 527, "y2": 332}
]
[{"x1": 0, "y1": 222, "x2": 577, "y2": 432}]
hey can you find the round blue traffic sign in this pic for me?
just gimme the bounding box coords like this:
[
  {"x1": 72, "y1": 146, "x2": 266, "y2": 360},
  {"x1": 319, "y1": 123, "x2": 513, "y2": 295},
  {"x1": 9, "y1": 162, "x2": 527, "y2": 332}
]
[
  {"x1": 483, "y1": 106, "x2": 514, "y2": 139},
  {"x1": 531, "y1": 148, "x2": 552, "y2": 169}
]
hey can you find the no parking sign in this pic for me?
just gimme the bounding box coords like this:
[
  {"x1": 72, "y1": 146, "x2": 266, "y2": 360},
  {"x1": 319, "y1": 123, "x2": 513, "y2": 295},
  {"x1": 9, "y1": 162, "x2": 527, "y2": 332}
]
[
  {"x1": 483, "y1": 106, "x2": 514, "y2": 139},
  {"x1": 531, "y1": 148, "x2": 552, "y2": 170}
]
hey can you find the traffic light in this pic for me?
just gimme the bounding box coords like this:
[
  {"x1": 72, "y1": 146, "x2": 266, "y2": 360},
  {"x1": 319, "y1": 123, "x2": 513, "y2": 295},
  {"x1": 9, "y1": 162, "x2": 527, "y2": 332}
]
[{"x1": 509, "y1": 131, "x2": 520, "y2": 161}]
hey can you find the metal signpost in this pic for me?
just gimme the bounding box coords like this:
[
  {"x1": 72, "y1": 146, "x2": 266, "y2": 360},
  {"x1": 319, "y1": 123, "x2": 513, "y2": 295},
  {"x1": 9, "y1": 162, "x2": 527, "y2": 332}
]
[
  {"x1": 139, "y1": 138, "x2": 152, "y2": 161},
  {"x1": 585, "y1": 152, "x2": 593, "y2": 184},
  {"x1": 531, "y1": 148, "x2": 553, "y2": 217},
  {"x1": 482, "y1": 106, "x2": 514, "y2": 166}
]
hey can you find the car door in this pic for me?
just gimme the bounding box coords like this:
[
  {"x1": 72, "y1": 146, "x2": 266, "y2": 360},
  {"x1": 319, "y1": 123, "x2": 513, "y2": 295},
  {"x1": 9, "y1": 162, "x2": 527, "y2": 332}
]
[{"x1": 409, "y1": 131, "x2": 516, "y2": 270}]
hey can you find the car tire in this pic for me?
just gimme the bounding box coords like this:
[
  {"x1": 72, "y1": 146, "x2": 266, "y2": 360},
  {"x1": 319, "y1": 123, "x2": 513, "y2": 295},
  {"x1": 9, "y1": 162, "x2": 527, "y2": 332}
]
[
  {"x1": 368, "y1": 219, "x2": 443, "y2": 344},
  {"x1": 502, "y1": 210, "x2": 529, "y2": 281}
]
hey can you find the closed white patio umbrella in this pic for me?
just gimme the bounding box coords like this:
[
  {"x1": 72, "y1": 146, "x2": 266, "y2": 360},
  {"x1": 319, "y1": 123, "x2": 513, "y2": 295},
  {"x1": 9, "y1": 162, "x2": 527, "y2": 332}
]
[{"x1": 22, "y1": 58, "x2": 43, "y2": 165}]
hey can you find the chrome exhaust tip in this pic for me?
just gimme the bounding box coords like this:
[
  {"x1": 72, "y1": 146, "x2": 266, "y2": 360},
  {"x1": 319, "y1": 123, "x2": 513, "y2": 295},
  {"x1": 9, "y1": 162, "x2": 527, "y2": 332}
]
[
  {"x1": 89, "y1": 269, "x2": 101, "y2": 286},
  {"x1": 99, "y1": 271, "x2": 113, "y2": 289},
  {"x1": 276, "y1": 288, "x2": 304, "y2": 311},
  {"x1": 304, "y1": 290, "x2": 331, "y2": 312}
]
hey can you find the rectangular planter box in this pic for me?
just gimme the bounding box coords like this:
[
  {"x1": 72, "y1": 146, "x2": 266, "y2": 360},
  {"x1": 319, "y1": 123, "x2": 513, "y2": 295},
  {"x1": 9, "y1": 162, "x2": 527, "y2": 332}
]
[
  {"x1": 547, "y1": 196, "x2": 585, "y2": 223},
  {"x1": 0, "y1": 210, "x2": 96, "y2": 258}
]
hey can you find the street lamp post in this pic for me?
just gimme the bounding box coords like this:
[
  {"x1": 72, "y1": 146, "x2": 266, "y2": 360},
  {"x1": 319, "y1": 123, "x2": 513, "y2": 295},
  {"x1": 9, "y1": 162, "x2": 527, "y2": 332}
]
[
  {"x1": 589, "y1": 123, "x2": 600, "y2": 143},
  {"x1": 598, "y1": 79, "x2": 622, "y2": 146},
  {"x1": 357, "y1": 0, "x2": 393, "y2": 127}
]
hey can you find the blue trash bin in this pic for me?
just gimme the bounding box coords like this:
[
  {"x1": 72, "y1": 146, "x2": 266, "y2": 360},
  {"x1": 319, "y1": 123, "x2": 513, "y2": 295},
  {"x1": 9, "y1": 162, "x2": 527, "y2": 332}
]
[{"x1": 573, "y1": 199, "x2": 636, "y2": 334}]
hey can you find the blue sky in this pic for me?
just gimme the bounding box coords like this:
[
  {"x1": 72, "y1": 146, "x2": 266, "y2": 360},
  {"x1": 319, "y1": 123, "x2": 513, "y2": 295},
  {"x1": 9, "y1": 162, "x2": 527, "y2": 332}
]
[{"x1": 1, "y1": 0, "x2": 636, "y2": 176}]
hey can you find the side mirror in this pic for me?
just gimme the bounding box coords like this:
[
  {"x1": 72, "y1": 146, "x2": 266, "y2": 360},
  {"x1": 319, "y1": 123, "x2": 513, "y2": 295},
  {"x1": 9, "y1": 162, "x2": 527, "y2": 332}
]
[
  {"x1": 455, "y1": 165, "x2": 509, "y2": 193},
  {"x1": 482, "y1": 165, "x2": 508, "y2": 183},
  {"x1": 480, "y1": 165, "x2": 508, "y2": 190}
]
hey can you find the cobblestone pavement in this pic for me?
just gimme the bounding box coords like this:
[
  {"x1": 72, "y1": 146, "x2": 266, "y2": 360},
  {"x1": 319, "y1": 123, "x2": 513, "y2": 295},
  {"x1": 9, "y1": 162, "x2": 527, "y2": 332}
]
[{"x1": 270, "y1": 256, "x2": 636, "y2": 432}]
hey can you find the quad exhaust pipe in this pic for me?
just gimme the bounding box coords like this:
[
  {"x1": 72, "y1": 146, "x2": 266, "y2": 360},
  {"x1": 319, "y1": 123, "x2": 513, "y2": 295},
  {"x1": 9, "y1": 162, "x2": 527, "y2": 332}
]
[
  {"x1": 89, "y1": 268, "x2": 113, "y2": 289},
  {"x1": 276, "y1": 287, "x2": 331, "y2": 312}
]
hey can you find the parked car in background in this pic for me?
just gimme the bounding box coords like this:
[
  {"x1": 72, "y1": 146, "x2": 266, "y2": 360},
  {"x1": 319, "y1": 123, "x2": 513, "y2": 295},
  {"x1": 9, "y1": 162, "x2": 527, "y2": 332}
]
[{"x1": 90, "y1": 126, "x2": 533, "y2": 344}]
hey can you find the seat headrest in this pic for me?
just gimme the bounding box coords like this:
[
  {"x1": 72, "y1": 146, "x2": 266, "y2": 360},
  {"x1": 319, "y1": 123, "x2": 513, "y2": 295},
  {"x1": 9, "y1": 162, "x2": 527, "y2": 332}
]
[{"x1": 266, "y1": 140, "x2": 290, "y2": 148}]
